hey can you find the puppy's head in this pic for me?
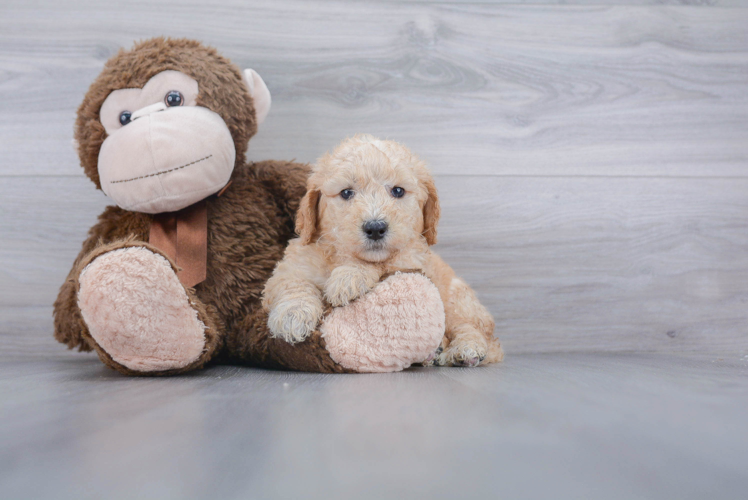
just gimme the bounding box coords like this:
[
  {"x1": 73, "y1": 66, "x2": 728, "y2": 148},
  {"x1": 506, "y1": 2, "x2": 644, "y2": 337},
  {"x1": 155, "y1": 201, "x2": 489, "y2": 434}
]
[{"x1": 296, "y1": 135, "x2": 440, "y2": 263}]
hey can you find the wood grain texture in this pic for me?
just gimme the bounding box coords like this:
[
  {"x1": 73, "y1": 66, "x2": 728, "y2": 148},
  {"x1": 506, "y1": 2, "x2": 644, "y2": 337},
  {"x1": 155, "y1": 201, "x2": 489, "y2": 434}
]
[
  {"x1": 1, "y1": 352, "x2": 747, "y2": 499},
  {"x1": 2, "y1": 174, "x2": 747, "y2": 354},
  {"x1": 0, "y1": 1, "x2": 746, "y2": 177},
  {"x1": 0, "y1": 0, "x2": 747, "y2": 356}
]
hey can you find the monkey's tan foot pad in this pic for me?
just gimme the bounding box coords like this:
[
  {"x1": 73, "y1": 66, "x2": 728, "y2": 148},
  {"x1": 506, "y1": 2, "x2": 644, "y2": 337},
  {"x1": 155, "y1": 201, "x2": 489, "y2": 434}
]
[
  {"x1": 78, "y1": 246, "x2": 206, "y2": 373},
  {"x1": 321, "y1": 273, "x2": 445, "y2": 373}
]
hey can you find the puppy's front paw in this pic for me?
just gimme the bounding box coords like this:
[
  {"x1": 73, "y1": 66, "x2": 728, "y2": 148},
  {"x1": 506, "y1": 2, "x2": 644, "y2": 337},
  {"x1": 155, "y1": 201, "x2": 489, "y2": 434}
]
[
  {"x1": 324, "y1": 266, "x2": 378, "y2": 307},
  {"x1": 268, "y1": 297, "x2": 323, "y2": 344},
  {"x1": 436, "y1": 337, "x2": 487, "y2": 367}
]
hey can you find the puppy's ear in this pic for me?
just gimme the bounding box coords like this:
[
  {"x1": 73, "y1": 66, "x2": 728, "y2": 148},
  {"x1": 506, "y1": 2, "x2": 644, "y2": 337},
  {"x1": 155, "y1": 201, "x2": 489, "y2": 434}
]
[
  {"x1": 295, "y1": 189, "x2": 321, "y2": 245},
  {"x1": 422, "y1": 178, "x2": 440, "y2": 246}
]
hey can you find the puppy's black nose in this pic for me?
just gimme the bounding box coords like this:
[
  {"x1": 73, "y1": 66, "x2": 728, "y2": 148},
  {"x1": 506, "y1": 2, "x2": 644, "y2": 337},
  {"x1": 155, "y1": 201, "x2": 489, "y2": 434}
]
[{"x1": 363, "y1": 220, "x2": 388, "y2": 241}]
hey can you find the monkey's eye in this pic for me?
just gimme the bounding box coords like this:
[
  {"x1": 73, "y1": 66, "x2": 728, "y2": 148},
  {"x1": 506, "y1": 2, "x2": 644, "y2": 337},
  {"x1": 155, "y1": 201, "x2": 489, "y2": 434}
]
[
  {"x1": 119, "y1": 111, "x2": 132, "y2": 126},
  {"x1": 340, "y1": 189, "x2": 355, "y2": 200},
  {"x1": 165, "y1": 90, "x2": 184, "y2": 107},
  {"x1": 391, "y1": 186, "x2": 405, "y2": 198}
]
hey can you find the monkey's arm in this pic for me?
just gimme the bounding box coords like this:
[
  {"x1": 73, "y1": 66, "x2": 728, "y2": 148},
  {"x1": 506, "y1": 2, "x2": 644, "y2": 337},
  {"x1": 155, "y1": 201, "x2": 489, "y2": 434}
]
[
  {"x1": 238, "y1": 272, "x2": 445, "y2": 373},
  {"x1": 250, "y1": 160, "x2": 311, "y2": 222},
  {"x1": 231, "y1": 303, "x2": 350, "y2": 373},
  {"x1": 53, "y1": 206, "x2": 150, "y2": 351}
]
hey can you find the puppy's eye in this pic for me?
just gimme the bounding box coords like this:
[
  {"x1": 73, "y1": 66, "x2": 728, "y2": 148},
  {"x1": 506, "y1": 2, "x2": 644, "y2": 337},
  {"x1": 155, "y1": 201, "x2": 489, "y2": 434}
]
[
  {"x1": 340, "y1": 189, "x2": 355, "y2": 200},
  {"x1": 391, "y1": 186, "x2": 405, "y2": 198},
  {"x1": 119, "y1": 111, "x2": 132, "y2": 126},
  {"x1": 165, "y1": 90, "x2": 184, "y2": 107}
]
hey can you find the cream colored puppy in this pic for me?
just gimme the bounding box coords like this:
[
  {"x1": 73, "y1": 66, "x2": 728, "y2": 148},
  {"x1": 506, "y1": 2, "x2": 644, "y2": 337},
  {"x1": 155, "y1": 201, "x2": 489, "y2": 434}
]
[{"x1": 262, "y1": 135, "x2": 503, "y2": 366}]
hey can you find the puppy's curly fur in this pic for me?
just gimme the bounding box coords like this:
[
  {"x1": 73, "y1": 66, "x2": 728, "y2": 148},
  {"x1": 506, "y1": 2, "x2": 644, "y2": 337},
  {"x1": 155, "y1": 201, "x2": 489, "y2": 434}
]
[{"x1": 263, "y1": 135, "x2": 504, "y2": 367}]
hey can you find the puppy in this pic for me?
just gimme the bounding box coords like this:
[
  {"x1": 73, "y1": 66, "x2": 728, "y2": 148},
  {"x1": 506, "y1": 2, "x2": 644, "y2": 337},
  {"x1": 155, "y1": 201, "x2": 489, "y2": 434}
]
[{"x1": 262, "y1": 135, "x2": 503, "y2": 366}]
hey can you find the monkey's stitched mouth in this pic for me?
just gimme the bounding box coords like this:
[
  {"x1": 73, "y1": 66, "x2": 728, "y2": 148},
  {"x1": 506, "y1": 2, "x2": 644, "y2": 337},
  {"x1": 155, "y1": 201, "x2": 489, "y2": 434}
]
[{"x1": 110, "y1": 155, "x2": 213, "y2": 184}]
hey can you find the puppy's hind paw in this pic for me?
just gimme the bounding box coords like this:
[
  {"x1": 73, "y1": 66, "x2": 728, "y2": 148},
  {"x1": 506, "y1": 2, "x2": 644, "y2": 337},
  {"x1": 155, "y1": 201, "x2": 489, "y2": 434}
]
[
  {"x1": 437, "y1": 339, "x2": 487, "y2": 368},
  {"x1": 421, "y1": 345, "x2": 443, "y2": 367},
  {"x1": 268, "y1": 299, "x2": 323, "y2": 344}
]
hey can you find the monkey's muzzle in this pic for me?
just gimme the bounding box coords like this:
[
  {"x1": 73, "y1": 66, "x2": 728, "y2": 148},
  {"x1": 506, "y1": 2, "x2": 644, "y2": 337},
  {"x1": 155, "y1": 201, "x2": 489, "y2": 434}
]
[{"x1": 98, "y1": 105, "x2": 236, "y2": 213}]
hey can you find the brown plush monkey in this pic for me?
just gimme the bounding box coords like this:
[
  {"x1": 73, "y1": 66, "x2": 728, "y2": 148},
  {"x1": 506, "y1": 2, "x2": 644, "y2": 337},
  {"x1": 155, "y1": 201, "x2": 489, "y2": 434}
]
[{"x1": 53, "y1": 38, "x2": 444, "y2": 375}]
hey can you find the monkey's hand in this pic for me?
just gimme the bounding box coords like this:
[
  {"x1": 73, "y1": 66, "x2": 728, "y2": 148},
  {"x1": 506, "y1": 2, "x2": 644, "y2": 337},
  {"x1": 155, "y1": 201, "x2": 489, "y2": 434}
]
[{"x1": 324, "y1": 265, "x2": 380, "y2": 307}]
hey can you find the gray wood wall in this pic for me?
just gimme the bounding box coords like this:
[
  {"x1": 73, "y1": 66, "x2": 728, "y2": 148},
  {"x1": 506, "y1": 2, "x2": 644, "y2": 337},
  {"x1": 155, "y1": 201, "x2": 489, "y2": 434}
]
[{"x1": 1, "y1": 0, "x2": 747, "y2": 356}]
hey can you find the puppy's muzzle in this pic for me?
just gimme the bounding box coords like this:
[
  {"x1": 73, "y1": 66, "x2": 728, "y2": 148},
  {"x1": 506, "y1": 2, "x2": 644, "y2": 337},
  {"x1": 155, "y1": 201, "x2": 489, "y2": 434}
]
[{"x1": 363, "y1": 220, "x2": 388, "y2": 241}]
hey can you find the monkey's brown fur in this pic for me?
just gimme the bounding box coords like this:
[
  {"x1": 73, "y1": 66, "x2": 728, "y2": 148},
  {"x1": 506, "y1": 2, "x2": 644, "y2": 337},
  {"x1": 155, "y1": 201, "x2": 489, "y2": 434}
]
[{"x1": 54, "y1": 38, "x2": 347, "y2": 374}]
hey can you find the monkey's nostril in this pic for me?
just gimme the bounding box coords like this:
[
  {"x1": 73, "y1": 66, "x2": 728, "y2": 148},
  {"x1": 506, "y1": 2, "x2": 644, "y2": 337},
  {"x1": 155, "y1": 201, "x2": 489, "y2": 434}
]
[{"x1": 363, "y1": 220, "x2": 388, "y2": 241}]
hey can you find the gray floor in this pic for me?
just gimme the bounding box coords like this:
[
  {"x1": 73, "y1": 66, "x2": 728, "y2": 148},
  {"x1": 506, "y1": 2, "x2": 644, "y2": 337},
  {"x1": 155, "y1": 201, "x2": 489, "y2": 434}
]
[{"x1": 1, "y1": 351, "x2": 747, "y2": 499}]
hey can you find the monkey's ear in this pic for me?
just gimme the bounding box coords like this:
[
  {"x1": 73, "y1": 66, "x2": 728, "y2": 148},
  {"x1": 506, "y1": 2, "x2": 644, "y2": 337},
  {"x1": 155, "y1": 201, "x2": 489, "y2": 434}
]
[{"x1": 242, "y1": 69, "x2": 271, "y2": 125}]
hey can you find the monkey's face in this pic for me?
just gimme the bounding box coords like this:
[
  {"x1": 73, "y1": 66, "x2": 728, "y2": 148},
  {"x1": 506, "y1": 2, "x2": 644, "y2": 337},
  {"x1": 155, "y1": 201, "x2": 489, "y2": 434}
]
[
  {"x1": 76, "y1": 39, "x2": 271, "y2": 212},
  {"x1": 97, "y1": 70, "x2": 235, "y2": 213}
]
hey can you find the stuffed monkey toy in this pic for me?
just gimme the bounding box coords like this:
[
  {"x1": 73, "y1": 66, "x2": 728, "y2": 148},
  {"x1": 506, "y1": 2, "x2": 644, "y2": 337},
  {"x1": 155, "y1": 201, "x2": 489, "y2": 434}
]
[{"x1": 53, "y1": 38, "x2": 445, "y2": 375}]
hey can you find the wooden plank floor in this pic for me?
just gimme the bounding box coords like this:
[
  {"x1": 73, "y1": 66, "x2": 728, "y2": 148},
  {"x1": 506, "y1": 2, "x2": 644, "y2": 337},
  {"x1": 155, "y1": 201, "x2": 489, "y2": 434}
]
[
  {"x1": 1, "y1": 1, "x2": 748, "y2": 498},
  {"x1": 1, "y1": 352, "x2": 747, "y2": 499}
]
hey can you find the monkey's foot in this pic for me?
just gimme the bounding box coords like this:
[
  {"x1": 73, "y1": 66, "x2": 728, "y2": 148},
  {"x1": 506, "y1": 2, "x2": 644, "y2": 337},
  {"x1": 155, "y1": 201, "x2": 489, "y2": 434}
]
[
  {"x1": 78, "y1": 246, "x2": 209, "y2": 374},
  {"x1": 320, "y1": 273, "x2": 445, "y2": 373}
]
